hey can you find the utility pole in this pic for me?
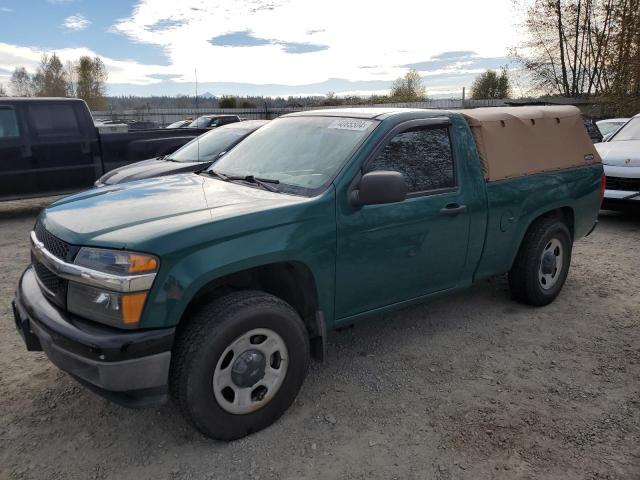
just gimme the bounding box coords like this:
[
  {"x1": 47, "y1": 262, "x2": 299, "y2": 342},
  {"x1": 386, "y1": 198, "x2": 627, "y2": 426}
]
[
  {"x1": 462, "y1": 87, "x2": 466, "y2": 109},
  {"x1": 194, "y1": 68, "x2": 198, "y2": 117}
]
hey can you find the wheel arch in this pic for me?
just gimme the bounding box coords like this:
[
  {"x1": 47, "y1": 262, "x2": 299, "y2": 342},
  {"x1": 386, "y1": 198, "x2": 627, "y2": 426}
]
[
  {"x1": 510, "y1": 205, "x2": 575, "y2": 270},
  {"x1": 176, "y1": 261, "x2": 325, "y2": 359}
]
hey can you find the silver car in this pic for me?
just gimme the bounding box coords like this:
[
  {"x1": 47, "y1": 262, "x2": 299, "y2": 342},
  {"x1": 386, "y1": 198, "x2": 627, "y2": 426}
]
[
  {"x1": 595, "y1": 113, "x2": 640, "y2": 208},
  {"x1": 596, "y1": 118, "x2": 630, "y2": 140}
]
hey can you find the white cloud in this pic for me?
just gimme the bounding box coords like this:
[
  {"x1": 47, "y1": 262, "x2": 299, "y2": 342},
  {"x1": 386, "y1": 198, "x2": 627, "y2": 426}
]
[
  {"x1": 0, "y1": 42, "x2": 172, "y2": 85},
  {"x1": 63, "y1": 14, "x2": 91, "y2": 32},
  {"x1": 0, "y1": 7, "x2": 13, "y2": 12},
  {"x1": 111, "y1": 0, "x2": 521, "y2": 85},
  {"x1": 0, "y1": 0, "x2": 523, "y2": 95}
]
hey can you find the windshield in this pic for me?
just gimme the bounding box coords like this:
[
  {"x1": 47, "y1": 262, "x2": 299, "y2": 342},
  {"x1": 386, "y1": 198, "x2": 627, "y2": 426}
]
[
  {"x1": 209, "y1": 116, "x2": 377, "y2": 194},
  {"x1": 167, "y1": 120, "x2": 187, "y2": 128},
  {"x1": 168, "y1": 127, "x2": 247, "y2": 162},
  {"x1": 189, "y1": 117, "x2": 216, "y2": 128},
  {"x1": 598, "y1": 121, "x2": 625, "y2": 137},
  {"x1": 611, "y1": 117, "x2": 640, "y2": 141}
]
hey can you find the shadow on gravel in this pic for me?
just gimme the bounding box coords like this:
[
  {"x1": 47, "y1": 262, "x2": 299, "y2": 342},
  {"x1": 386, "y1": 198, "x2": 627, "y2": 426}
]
[
  {"x1": 599, "y1": 208, "x2": 640, "y2": 227},
  {"x1": 0, "y1": 198, "x2": 58, "y2": 221}
]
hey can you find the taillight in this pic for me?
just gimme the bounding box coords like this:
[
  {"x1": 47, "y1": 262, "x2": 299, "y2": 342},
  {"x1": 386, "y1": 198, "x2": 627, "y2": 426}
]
[{"x1": 599, "y1": 174, "x2": 606, "y2": 206}]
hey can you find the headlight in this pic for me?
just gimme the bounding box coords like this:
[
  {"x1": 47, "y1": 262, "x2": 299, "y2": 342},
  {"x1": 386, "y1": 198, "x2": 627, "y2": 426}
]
[
  {"x1": 67, "y1": 247, "x2": 159, "y2": 328},
  {"x1": 74, "y1": 247, "x2": 158, "y2": 275}
]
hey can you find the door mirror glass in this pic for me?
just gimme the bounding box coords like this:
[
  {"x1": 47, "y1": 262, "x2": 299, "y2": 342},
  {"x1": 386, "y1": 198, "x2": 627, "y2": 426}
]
[{"x1": 351, "y1": 171, "x2": 407, "y2": 206}]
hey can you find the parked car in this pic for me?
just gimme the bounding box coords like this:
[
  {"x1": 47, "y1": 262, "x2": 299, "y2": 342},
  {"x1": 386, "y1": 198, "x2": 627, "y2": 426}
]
[
  {"x1": 13, "y1": 106, "x2": 602, "y2": 440},
  {"x1": 595, "y1": 113, "x2": 640, "y2": 208},
  {"x1": 188, "y1": 114, "x2": 241, "y2": 129},
  {"x1": 166, "y1": 119, "x2": 192, "y2": 129},
  {"x1": 0, "y1": 98, "x2": 208, "y2": 200},
  {"x1": 95, "y1": 120, "x2": 269, "y2": 186},
  {"x1": 597, "y1": 117, "x2": 629, "y2": 139},
  {"x1": 583, "y1": 117, "x2": 603, "y2": 143}
]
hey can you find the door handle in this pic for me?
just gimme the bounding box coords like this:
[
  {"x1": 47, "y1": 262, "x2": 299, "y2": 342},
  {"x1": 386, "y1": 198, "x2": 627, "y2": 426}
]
[
  {"x1": 439, "y1": 203, "x2": 467, "y2": 215},
  {"x1": 21, "y1": 144, "x2": 32, "y2": 158}
]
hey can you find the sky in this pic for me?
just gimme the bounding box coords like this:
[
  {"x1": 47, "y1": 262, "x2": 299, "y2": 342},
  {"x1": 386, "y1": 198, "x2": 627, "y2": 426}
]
[{"x1": 0, "y1": 0, "x2": 523, "y2": 98}]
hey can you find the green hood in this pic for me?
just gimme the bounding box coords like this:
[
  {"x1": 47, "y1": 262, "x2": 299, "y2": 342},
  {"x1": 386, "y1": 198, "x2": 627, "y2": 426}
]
[{"x1": 40, "y1": 174, "x2": 310, "y2": 253}]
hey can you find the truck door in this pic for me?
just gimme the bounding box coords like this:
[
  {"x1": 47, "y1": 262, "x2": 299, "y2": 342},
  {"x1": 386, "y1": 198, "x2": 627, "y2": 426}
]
[
  {"x1": 26, "y1": 101, "x2": 96, "y2": 195},
  {"x1": 335, "y1": 121, "x2": 470, "y2": 319},
  {"x1": 0, "y1": 104, "x2": 37, "y2": 199}
]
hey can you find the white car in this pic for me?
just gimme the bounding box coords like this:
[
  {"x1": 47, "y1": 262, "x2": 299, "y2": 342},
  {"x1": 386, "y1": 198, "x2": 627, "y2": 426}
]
[
  {"x1": 596, "y1": 118, "x2": 629, "y2": 139},
  {"x1": 595, "y1": 113, "x2": 640, "y2": 208}
]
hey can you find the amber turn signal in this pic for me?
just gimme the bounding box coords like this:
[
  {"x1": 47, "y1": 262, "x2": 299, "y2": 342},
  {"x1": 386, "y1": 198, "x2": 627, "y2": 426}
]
[
  {"x1": 128, "y1": 254, "x2": 158, "y2": 274},
  {"x1": 121, "y1": 292, "x2": 148, "y2": 325}
]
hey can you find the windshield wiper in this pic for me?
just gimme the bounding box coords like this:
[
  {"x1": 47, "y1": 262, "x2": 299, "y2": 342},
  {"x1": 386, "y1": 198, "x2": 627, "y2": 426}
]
[
  {"x1": 201, "y1": 170, "x2": 280, "y2": 192},
  {"x1": 202, "y1": 169, "x2": 230, "y2": 180},
  {"x1": 230, "y1": 175, "x2": 280, "y2": 192}
]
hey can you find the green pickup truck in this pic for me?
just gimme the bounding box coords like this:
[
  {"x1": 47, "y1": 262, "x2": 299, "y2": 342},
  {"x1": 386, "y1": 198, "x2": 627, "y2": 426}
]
[{"x1": 13, "y1": 106, "x2": 604, "y2": 440}]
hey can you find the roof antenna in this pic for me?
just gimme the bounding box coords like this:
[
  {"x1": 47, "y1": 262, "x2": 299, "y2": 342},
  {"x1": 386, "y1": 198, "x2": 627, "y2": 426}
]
[
  {"x1": 195, "y1": 68, "x2": 200, "y2": 161},
  {"x1": 194, "y1": 68, "x2": 199, "y2": 118}
]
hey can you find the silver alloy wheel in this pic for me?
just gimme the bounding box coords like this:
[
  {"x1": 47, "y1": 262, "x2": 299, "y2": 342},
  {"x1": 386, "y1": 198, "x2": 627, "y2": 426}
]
[
  {"x1": 538, "y1": 238, "x2": 564, "y2": 290},
  {"x1": 213, "y1": 328, "x2": 288, "y2": 415}
]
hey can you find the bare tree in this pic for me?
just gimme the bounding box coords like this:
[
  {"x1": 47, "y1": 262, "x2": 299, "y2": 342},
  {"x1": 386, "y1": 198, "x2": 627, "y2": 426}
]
[
  {"x1": 607, "y1": 0, "x2": 640, "y2": 113},
  {"x1": 514, "y1": 0, "x2": 639, "y2": 114},
  {"x1": 9, "y1": 67, "x2": 33, "y2": 97},
  {"x1": 390, "y1": 69, "x2": 427, "y2": 101},
  {"x1": 32, "y1": 53, "x2": 69, "y2": 97},
  {"x1": 0, "y1": 83, "x2": 6, "y2": 97},
  {"x1": 65, "y1": 60, "x2": 77, "y2": 97},
  {"x1": 512, "y1": 0, "x2": 615, "y2": 97},
  {"x1": 75, "y1": 56, "x2": 108, "y2": 110}
]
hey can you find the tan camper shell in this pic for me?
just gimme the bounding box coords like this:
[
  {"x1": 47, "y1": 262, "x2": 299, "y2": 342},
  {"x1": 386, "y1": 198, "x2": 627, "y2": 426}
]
[{"x1": 461, "y1": 106, "x2": 601, "y2": 181}]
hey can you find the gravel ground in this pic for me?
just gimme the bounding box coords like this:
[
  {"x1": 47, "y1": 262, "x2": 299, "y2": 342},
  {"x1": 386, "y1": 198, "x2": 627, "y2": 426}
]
[{"x1": 0, "y1": 198, "x2": 638, "y2": 480}]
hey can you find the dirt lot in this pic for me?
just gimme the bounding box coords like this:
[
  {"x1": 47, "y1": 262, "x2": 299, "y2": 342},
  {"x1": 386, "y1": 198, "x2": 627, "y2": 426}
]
[{"x1": 0, "y1": 198, "x2": 638, "y2": 480}]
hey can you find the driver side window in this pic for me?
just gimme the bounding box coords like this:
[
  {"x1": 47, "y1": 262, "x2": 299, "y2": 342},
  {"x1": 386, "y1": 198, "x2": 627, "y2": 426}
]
[
  {"x1": 0, "y1": 107, "x2": 20, "y2": 139},
  {"x1": 366, "y1": 126, "x2": 455, "y2": 193}
]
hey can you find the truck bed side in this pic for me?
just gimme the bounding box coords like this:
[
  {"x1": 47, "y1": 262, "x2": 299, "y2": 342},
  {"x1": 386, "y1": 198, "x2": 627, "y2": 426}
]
[{"x1": 473, "y1": 164, "x2": 602, "y2": 281}]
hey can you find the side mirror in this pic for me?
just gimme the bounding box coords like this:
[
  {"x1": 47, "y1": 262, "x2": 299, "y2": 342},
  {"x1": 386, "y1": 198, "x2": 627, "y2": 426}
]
[{"x1": 350, "y1": 171, "x2": 407, "y2": 206}]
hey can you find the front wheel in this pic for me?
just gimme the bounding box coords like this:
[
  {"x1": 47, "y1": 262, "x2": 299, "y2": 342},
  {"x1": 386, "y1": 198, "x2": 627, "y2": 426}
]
[
  {"x1": 509, "y1": 217, "x2": 572, "y2": 306},
  {"x1": 170, "y1": 291, "x2": 310, "y2": 440}
]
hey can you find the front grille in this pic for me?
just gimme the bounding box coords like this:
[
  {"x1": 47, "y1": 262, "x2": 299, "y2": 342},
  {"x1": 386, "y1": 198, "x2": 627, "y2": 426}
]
[
  {"x1": 32, "y1": 221, "x2": 72, "y2": 308},
  {"x1": 31, "y1": 252, "x2": 68, "y2": 308},
  {"x1": 606, "y1": 176, "x2": 640, "y2": 192},
  {"x1": 34, "y1": 220, "x2": 71, "y2": 260}
]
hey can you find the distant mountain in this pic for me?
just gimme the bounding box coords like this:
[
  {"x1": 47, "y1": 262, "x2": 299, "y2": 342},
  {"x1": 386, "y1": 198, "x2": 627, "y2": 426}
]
[{"x1": 199, "y1": 92, "x2": 216, "y2": 98}]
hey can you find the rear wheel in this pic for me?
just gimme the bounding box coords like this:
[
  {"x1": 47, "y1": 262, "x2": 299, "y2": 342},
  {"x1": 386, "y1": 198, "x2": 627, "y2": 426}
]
[
  {"x1": 509, "y1": 217, "x2": 572, "y2": 306},
  {"x1": 170, "y1": 290, "x2": 310, "y2": 440}
]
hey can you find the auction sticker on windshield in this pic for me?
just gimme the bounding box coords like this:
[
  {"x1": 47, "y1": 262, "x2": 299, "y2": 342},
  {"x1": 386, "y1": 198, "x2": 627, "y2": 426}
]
[{"x1": 329, "y1": 119, "x2": 373, "y2": 131}]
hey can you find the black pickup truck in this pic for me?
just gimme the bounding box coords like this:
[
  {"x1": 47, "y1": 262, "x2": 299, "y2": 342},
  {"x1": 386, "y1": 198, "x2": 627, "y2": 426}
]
[{"x1": 0, "y1": 98, "x2": 207, "y2": 201}]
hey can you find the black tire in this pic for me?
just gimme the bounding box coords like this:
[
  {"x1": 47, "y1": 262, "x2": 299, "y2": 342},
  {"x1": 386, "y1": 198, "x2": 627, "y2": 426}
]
[
  {"x1": 170, "y1": 290, "x2": 310, "y2": 440},
  {"x1": 508, "y1": 217, "x2": 572, "y2": 306}
]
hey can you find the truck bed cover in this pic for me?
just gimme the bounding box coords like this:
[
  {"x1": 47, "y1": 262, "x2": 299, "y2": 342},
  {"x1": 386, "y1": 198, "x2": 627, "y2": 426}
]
[{"x1": 461, "y1": 106, "x2": 601, "y2": 181}]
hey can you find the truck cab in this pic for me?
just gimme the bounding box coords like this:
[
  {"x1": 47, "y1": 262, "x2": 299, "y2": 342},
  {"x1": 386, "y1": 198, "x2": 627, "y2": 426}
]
[
  {"x1": 0, "y1": 98, "x2": 207, "y2": 201},
  {"x1": 0, "y1": 98, "x2": 100, "y2": 199}
]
